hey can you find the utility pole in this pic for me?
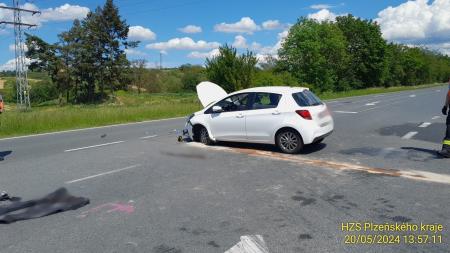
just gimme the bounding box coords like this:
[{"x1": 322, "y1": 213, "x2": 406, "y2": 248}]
[
  {"x1": 0, "y1": 0, "x2": 40, "y2": 110},
  {"x1": 159, "y1": 52, "x2": 162, "y2": 70}
]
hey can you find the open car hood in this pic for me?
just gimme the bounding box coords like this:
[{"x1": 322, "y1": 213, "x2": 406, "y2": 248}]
[{"x1": 196, "y1": 81, "x2": 227, "y2": 107}]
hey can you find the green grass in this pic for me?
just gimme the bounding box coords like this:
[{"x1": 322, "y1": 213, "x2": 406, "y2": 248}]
[
  {"x1": 317, "y1": 83, "x2": 443, "y2": 100},
  {"x1": 0, "y1": 92, "x2": 202, "y2": 138},
  {"x1": 0, "y1": 83, "x2": 445, "y2": 138}
]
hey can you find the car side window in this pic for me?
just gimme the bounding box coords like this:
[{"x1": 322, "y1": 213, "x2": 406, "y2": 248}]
[
  {"x1": 251, "y1": 93, "x2": 281, "y2": 110},
  {"x1": 215, "y1": 93, "x2": 251, "y2": 113}
]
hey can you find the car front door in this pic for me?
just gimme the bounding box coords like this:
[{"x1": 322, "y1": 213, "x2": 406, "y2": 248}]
[
  {"x1": 245, "y1": 92, "x2": 283, "y2": 142},
  {"x1": 207, "y1": 93, "x2": 251, "y2": 141}
]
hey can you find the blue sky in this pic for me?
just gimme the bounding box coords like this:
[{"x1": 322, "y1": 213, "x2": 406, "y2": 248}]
[{"x1": 1, "y1": 0, "x2": 449, "y2": 70}]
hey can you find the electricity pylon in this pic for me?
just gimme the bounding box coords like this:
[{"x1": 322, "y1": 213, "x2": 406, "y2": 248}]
[{"x1": 0, "y1": 0, "x2": 40, "y2": 110}]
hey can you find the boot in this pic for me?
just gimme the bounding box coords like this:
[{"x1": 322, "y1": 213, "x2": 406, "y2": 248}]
[{"x1": 438, "y1": 144, "x2": 450, "y2": 158}]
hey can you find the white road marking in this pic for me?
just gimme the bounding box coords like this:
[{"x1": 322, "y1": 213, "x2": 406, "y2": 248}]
[
  {"x1": 401, "y1": 131, "x2": 418, "y2": 140},
  {"x1": 0, "y1": 117, "x2": 185, "y2": 142},
  {"x1": 365, "y1": 101, "x2": 380, "y2": 106},
  {"x1": 65, "y1": 164, "x2": 141, "y2": 184},
  {"x1": 432, "y1": 116, "x2": 441, "y2": 120},
  {"x1": 64, "y1": 141, "x2": 125, "y2": 152},
  {"x1": 418, "y1": 122, "x2": 431, "y2": 128},
  {"x1": 333, "y1": 111, "x2": 358, "y2": 114},
  {"x1": 225, "y1": 235, "x2": 269, "y2": 253},
  {"x1": 409, "y1": 94, "x2": 416, "y2": 98},
  {"x1": 436, "y1": 90, "x2": 441, "y2": 92},
  {"x1": 140, "y1": 135, "x2": 158, "y2": 140}
]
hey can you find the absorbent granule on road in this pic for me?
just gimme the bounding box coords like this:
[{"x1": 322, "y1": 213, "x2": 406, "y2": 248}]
[{"x1": 0, "y1": 188, "x2": 89, "y2": 224}]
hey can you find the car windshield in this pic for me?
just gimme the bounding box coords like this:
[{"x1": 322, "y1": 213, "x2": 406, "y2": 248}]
[{"x1": 292, "y1": 90, "x2": 323, "y2": 106}]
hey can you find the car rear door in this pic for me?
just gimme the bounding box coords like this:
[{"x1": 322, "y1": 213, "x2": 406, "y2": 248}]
[
  {"x1": 207, "y1": 93, "x2": 251, "y2": 141},
  {"x1": 245, "y1": 92, "x2": 283, "y2": 142}
]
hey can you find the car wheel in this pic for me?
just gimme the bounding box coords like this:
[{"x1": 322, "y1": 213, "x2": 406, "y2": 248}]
[
  {"x1": 199, "y1": 127, "x2": 213, "y2": 145},
  {"x1": 276, "y1": 129, "x2": 303, "y2": 154}
]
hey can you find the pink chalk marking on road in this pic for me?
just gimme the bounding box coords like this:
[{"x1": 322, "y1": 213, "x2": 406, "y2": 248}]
[{"x1": 78, "y1": 202, "x2": 135, "y2": 218}]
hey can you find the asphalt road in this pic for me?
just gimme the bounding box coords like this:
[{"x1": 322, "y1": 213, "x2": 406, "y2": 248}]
[{"x1": 0, "y1": 85, "x2": 449, "y2": 253}]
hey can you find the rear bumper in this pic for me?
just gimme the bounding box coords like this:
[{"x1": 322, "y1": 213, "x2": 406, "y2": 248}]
[{"x1": 312, "y1": 130, "x2": 333, "y2": 143}]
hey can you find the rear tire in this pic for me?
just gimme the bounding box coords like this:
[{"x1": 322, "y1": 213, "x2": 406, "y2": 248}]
[
  {"x1": 199, "y1": 127, "x2": 214, "y2": 146},
  {"x1": 276, "y1": 129, "x2": 303, "y2": 154}
]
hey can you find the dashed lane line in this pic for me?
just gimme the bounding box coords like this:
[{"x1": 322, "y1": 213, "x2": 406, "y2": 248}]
[
  {"x1": 65, "y1": 164, "x2": 141, "y2": 184},
  {"x1": 333, "y1": 111, "x2": 358, "y2": 114},
  {"x1": 140, "y1": 135, "x2": 158, "y2": 140},
  {"x1": 418, "y1": 122, "x2": 431, "y2": 128},
  {"x1": 401, "y1": 131, "x2": 418, "y2": 140},
  {"x1": 432, "y1": 116, "x2": 441, "y2": 120},
  {"x1": 64, "y1": 141, "x2": 125, "y2": 152}
]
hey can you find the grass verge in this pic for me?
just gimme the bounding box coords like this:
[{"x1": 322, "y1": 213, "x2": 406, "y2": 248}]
[{"x1": 0, "y1": 83, "x2": 445, "y2": 139}]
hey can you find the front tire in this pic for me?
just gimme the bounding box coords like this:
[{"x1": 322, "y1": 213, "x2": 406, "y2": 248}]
[
  {"x1": 199, "y1": 127, "x2": 214, "y2": 146},
  {"x1": 276, "y1": 129, "x2": 303, "y2": 154}
]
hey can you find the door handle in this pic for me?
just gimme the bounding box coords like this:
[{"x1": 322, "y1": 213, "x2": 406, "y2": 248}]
[
  {"x1": 236, "y1": 114, "x2": 244, "y2": 118},
  {"x1": 272, "y1": 111, "x2": 281, "y2": 115}
]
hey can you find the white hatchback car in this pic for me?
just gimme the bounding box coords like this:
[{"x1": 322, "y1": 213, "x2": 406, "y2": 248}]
[{"x1": 188, "y1": 82, "x2": 334, "y2": 154}]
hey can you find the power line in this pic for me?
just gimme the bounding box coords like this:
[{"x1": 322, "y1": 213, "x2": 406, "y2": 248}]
[{"x1": 0, "y1": 0, "x2": 41, "y2": 110}]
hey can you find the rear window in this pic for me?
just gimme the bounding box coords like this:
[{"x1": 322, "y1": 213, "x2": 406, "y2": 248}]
[{"x1": 292, "y1": 90, "x2": 323, "y2": 107}]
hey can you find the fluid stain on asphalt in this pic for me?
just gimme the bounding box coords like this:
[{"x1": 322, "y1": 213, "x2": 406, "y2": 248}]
[
  {"x1": 291, "y1": 192, "x2": 316, "y2": 206},
  {"x1": 160, "y1": 151, "x2": 206, "y2": 159},
  {"x1": 379, "y1": 123, "x2": 445, "y2": 143},
  {"x1": 208, "y1": 241, "x2": 220, "y2": 248},
  {"x1": 298, "y1": 234, "x2": 313, "y2": 240},
  {"x1": 187, "y1": 142, "x2": 450, "y2": 184},
  {"x1": 392, "y1": 216, "x2": 412, "y2": 222},
  {"x1": 152, "y1": 244, "x2": 182, "y2": 253}
]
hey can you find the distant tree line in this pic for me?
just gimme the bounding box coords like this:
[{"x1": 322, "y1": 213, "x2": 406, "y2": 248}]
[
  {"x1": 4, "y1": 8, "x2": 447, "y2": 105},
  {"x1": 277, "y1": 16, "x2": 450, "y2": 92}
]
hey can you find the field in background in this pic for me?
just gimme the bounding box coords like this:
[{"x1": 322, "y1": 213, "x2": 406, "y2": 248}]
[{"x1": 0, "y1": 83, "x2": 444, "y2": 138}]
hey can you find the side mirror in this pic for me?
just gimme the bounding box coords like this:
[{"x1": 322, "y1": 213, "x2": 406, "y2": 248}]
[{"x1": 212, "y1": 105, "x2": 223, "y2": 113}]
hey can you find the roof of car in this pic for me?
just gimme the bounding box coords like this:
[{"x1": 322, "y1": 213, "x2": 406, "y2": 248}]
[{"x1": 231, "y1": 86, "x2": 308, "y2": 95}]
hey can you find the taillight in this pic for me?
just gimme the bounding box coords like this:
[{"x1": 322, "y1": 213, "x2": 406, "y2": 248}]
[{"x1": 296, "y1": 110, "x2": 312, "y2": 120}]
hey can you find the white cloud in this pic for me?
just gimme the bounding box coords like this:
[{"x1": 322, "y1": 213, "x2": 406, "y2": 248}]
[
  {"x1": 262, "y1": 20, "x2": 284, "y2": 30},
  {"x1": 232, "y1": 35, "x2": 248, "y2": 48},
  {"x1": 128, "y1": 26, "x2": 156, "y2": 41},
  {"x1": 307, "y1": 9, "x2": 337, "y2": 22},
  {"x1": 146, "y1": 37, "x2": 220, "y2": 51},
  {"x1": 251, "y1": 42, "x2": 262, "y2": 50},
  {"x1": 178, "y1": 25, "x2": 202, "y2": 34},
  {"x1": 0, "y1": 3, "x2": 89, "y2": 27},
  {"x1": 0, "y1": 58, "x2": 32, "y2": 71},
  {"x1": 124, "y1": 48, "x2": 147, "y2": 57},
  {"x1": 8, "y1": 43, "x2": 28, "y2": 52},
  {"x1": 214, "y1": 17, "x2": 261, "y2": 34},
  {"x1": 310, "y1": 4, "x2": 334, "y2": 10},
  {"x1": 39, "y1": 4, "x2": 89, "y2": 22},
  {"x1": 187, "y1": 48, "x2": 220, "y2": 59},
  {"x1": 376, "y1": 0, "x2": 450, "y2": 44},
  {"x1": 253, "y1": 29, "x2": 290, "y2": 61}
]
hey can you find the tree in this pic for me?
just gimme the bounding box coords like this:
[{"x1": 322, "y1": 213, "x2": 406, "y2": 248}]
[
  {"x1": 336, "y1": 15, "x2": 387, "y2": 88},
  {"x1": 179, "y1": 64, "x2": 206, "y2": 91},
  {"x1": 278, "y1": 18, "x2": 349, "y2": 92},
  {"x1": 205, "y1": 45, "x2": 258, "y2": 92},
  {"x1": 26, "y1": 0, "x2": 138, "y2": 103},
  {"x1": 131, "y1": 59, "x2": 147, "y2": 94}
]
